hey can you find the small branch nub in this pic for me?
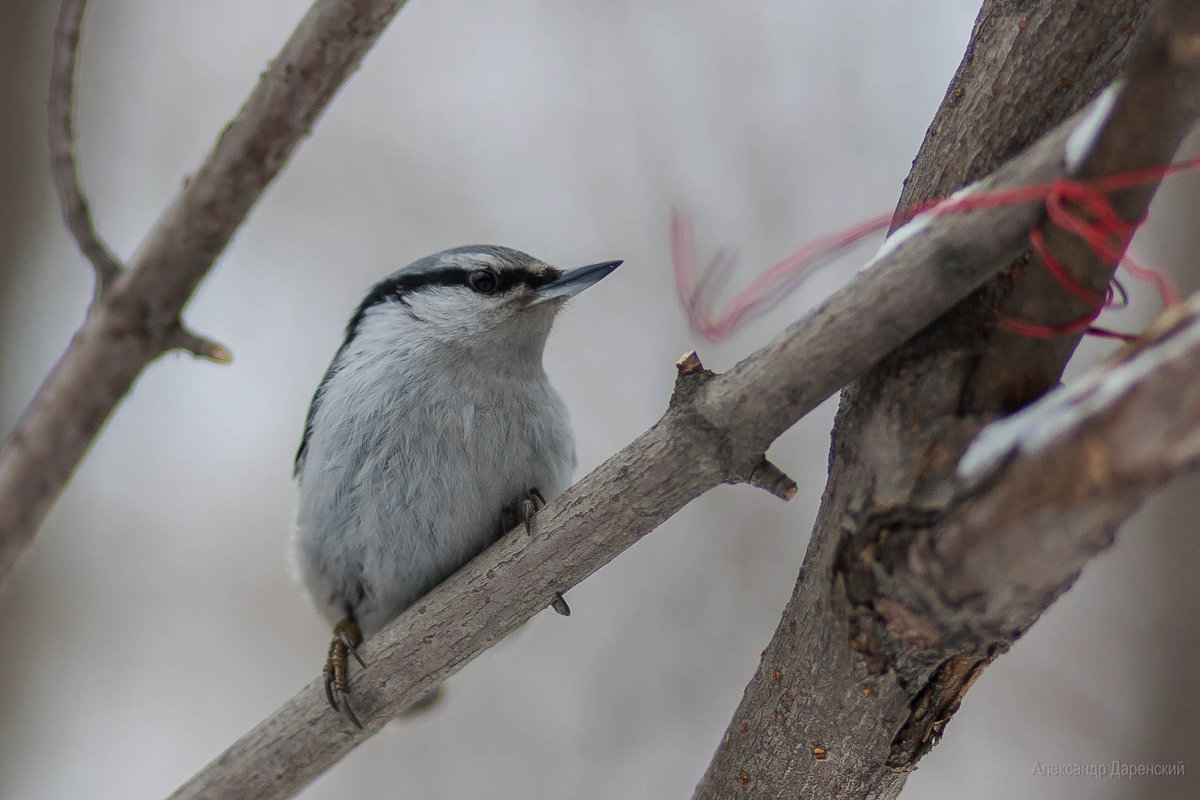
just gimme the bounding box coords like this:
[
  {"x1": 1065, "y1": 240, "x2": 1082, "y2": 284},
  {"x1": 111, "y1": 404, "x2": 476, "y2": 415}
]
[
  {"x1": 676, "y1": 350, "x2": 706, "y2": 376},
  {"x1": 174, "y1": 327, "x2": 233, "y2": 364},
  {"x1": 746, "y1": 458, "x2": 798, "y2": 501},
  {"x1": 670, "y1": 350, "x2": 717, "y2": 409}
]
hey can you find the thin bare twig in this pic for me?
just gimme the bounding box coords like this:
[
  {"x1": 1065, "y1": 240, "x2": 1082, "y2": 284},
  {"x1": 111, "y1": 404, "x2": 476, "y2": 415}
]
[{"x1": 48, "y1": 0, "x2": 123, "y2": 302}]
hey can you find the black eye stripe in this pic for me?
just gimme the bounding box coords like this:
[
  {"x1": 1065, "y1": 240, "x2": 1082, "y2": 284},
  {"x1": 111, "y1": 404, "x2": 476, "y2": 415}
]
[
  {"x1": 343, "y1": 265, "x2": 562, "y2": 338},
  {"x1": 376, "y1": 266, "x2": 557, "y2": 297}
]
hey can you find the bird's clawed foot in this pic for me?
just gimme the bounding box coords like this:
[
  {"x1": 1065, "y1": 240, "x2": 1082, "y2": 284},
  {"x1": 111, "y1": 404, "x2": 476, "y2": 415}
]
[
  {"x1": 324, "y1": 617, "x2": 366, "y2": 729},
  {"x1": 501, "y1": 488, "x2": 570, "y2": 617},
  {"x1": 502, "y1": 487, "x2": 547, "y2": 536}
]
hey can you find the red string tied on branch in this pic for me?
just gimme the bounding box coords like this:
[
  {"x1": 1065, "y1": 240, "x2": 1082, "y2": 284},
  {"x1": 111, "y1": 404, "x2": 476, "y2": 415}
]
[
  {"x1": 995, "y1": 178, "x2": 1142, "y2": 341},
  {"x1": 673, "y1": 157, "x2": 1196, "y2": 344}
]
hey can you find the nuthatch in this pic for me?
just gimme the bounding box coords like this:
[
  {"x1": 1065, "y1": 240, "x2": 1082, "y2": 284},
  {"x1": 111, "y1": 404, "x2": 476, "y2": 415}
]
[{"x1": 292, "y1": 245, "x2": 620, "y2": 727}]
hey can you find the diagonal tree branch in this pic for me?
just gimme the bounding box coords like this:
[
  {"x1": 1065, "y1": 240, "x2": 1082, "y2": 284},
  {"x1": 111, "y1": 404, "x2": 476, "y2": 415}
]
[
  {"x1": 0, "y1": 0, "x2": 413, "y2": 584},
  {"x1": 695, "y1": 1, "x2": 1200, "y2": 798},
  {"x1": 164, "y1": 71, "x2": 1181, "y2": 796}
]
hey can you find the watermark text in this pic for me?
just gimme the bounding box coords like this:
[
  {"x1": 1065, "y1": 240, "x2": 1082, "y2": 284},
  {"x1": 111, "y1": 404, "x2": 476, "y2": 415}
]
[{"x1": 1031, "y1": 761, "x2": 1185, "y2": 779}]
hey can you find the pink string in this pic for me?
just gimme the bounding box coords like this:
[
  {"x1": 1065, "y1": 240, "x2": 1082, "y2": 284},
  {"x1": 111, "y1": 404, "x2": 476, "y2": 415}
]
[{"x1": 673, "y1": 157, "x2": 1199, "y2": 343}]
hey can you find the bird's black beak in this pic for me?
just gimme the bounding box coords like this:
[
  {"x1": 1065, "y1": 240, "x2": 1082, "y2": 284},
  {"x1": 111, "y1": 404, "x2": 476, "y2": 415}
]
[{"x1": 536, "y1": 260, "x2": 622, "y2": 300}]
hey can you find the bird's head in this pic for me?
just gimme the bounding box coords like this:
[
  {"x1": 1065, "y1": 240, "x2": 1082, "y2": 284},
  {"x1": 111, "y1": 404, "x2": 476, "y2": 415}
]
[{"x1": 345, "y1": 245, "x2": 620, "y2": 365}]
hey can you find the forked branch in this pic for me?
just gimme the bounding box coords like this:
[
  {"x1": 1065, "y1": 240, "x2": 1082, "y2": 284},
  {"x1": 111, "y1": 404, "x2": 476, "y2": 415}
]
[{"x1": 0, "y1": 0, "x2": 414, "y2": 583}]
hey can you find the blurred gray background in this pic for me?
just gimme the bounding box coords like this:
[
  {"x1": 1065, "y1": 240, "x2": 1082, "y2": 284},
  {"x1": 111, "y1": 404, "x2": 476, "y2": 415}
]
[{"x1": 1, "y1": 1, "x2": 1196, "y2": 798}]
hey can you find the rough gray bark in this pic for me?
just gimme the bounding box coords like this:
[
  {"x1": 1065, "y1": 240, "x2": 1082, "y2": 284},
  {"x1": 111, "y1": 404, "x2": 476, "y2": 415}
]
[
  {"x1": 0, "y1": 0, "x2": 413, "y2": 584},
  {"x1": 694, "y1": 1, "x2": 1200, "y2": 798},
  {"x1": 166, "y1": 71, "x2": 1187, "y2": 796}
]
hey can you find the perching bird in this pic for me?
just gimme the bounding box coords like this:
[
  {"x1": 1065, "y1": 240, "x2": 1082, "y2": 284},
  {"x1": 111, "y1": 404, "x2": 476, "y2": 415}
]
[{"x1": 292, "y1": 245, "x2": 620, "y2": 727}]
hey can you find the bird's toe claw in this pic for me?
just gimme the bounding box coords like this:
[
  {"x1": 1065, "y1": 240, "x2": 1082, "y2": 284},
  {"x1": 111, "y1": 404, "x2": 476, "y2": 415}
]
[
  {"x1": 338, "y1": 631, "x2": 366, "y2": 669},
  {"x1": 522, "y1": 499, "x2": 535, "y2": 536},
  {"x1": 337, "y1": 692, "x2": 363, "y2": 729},
  {"x1": 522, "y1": 487, "x2": 547, "y2": 536},
  {"x1": 551, "y1": 591, "x2": 571, "y2": 616},
  {"x1": 323, "y1": 667, "x2": 338, "y2": 711},
  {"x1": 324, "y1": 617, "x2": 366, "y2": 728}
]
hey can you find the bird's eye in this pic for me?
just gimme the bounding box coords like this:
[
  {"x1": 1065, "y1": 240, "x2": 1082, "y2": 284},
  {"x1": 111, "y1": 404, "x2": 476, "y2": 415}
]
[{"x1": 468, "y1": 270, "x2": 498, "y2": 294}]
